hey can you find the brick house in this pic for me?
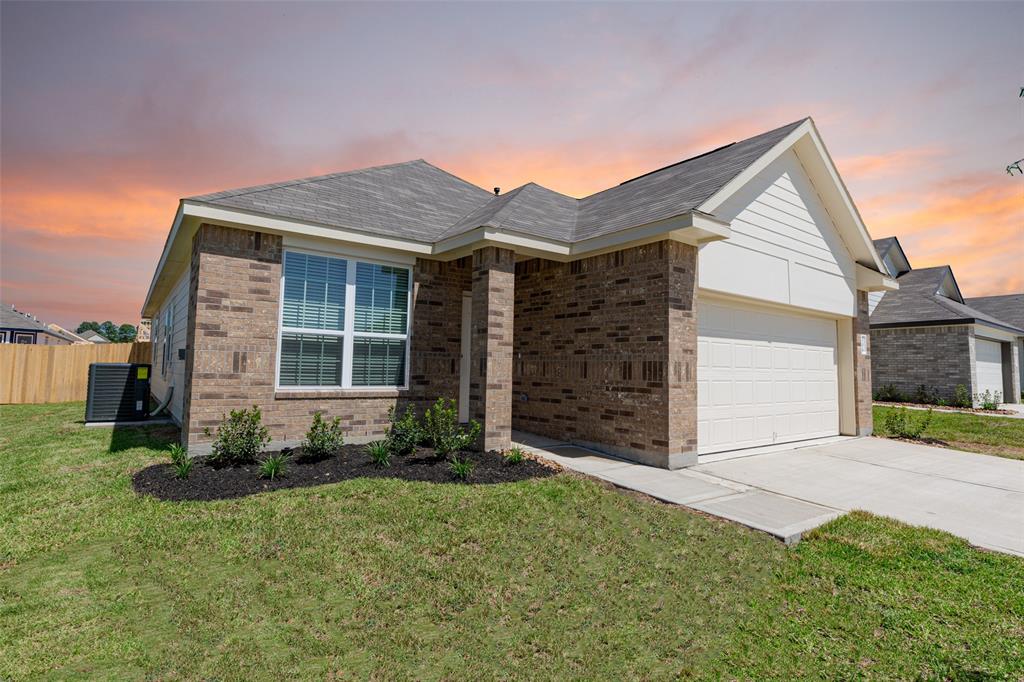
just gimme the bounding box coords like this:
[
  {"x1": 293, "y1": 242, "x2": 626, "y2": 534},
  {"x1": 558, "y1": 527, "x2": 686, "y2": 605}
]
[
  {"x1": 869, "y1": 237, "x2": 1023, "y2": 405},
  {"x1": 143, "y1": 118, "x2": 895, "y2": 468}
]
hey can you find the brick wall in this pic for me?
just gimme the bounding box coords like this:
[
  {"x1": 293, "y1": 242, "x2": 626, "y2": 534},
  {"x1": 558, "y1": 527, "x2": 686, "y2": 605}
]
[
  {"x1": 512, "y1": 240, "x2": 698, "y2": 468},
  {"x1": 852, "y1": 290, "x2": 873, "y2": 435},
  {"x1": 870, "y1": 324, "x2": 973, "y2": 403},
  {"x1": 182, "y1": 223, "x2": 470, "y2": 449},
  {"x1": 470, "y1": 246, "x2": 515, "y2": 451}
]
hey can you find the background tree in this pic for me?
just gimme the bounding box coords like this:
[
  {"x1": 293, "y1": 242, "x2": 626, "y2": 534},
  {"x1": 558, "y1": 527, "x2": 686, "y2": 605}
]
[
  {"x1": 117, "y1": 323, "x2": 137, "y2": 343},
  {"x1": 75, "y1": 321, "x2": 100, "y2": 334},
  {"x1": 75, "y1": 320, "x2": 138, "y2": 342}
]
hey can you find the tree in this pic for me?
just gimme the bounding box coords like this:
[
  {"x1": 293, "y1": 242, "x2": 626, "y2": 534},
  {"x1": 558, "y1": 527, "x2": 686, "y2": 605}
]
[
  {"x1": 76, "y1": 321, "x2": 100, "y2": 334},
  {"x1": 117, "y1": 323, "x2": 137, "y2": 343},
  {"x1": 75, "y1": 320, "x2": 137, "y2": 342}
]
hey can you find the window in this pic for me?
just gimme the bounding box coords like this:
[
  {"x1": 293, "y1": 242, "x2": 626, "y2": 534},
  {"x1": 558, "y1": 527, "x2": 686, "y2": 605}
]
[
  {"x1": 278, "y1": 251, "x2": 410, "y2": 389},
  {"x1": 161, "y1": 305, "x2": 173, "y2": 377}
]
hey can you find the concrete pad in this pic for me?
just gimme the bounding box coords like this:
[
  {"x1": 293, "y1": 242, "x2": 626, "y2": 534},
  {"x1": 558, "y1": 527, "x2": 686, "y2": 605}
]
[
  {"x1": 691, "y1": 491, "x2": 841, "y2": 544},
  {"x1": 85, "y1": 418, "x2": 175, "y2": 428},
  {"x1": 696, "y1": 438, "x2": 1024, "y2": 557},
  {"x1": 541, "y1": 446, "x2": 634, "y2": 475},
  {"x1": 596, "y1": 466, "x2": 738, "y2": 505}
]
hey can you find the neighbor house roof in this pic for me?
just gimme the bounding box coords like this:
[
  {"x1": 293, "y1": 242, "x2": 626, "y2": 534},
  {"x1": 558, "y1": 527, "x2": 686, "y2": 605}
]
[
  {"x1": 871, "y1": 270, "x2": 1024, "y2": 333},
  {"x1": 965, "y1": 294, "x2": 1024, "y2": 330},
  {"x1": 1, "y1": 303, "x2": 51, "y2": 332},
  {"x1": 188, "y1": 119, "x2": 807, "y2": 245}
]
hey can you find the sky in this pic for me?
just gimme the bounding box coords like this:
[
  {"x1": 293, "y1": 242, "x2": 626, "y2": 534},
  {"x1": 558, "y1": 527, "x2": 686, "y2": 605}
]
[{"x1": 1, "y1": 1, "x2": 1021, "y2": 329}]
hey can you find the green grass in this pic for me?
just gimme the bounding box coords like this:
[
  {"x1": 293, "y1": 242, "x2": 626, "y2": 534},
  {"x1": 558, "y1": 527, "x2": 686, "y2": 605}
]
[
  {"x1": 874, "y1": 405, "x2": 1024, "y2": 460},
  {"x1": 2, "y1": 403, "x2": 1023, "y2": 680}
]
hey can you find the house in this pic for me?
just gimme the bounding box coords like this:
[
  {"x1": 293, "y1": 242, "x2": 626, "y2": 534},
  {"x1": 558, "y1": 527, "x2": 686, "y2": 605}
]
[
  {"x1": 963, "y1": 294, "x2": 1024, "y2": 396},
  {"x1": 1, "y1": 303, "x2": 73, "y2": 345},
  {"x1": 47, "y1": 323, "x2": 91, "y2": 344},
  {"x1": 142, "y1": 117, "x2": 897, "y2": 467},
  {"x1": 869, "y1": 238, "x2": 1022, "y2": 404},
  {"x1": 77, "y1": 329, "x2": 111, "y2": 344}
]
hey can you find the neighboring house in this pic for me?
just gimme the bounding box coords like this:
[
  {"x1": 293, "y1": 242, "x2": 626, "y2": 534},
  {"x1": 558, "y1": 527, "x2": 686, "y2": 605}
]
[
  {"x1": 78, "y1": 329, "x2": 111, "y2": 343},
  {"x1": 142, "y1": 117, "x2": 897, "y2": 467},
  {"x1": 47, "y1": 323, "x2": 91, "y2": 344},
  {"x1": 0, "y1": 303, "x2": 73, "y2": 345},
  {"x1": 964, "y1": 294, "x2": 1024, "y2": 395},
  {"x1": 869, "y1": 238, "x2": 1022, "y2": 404}
]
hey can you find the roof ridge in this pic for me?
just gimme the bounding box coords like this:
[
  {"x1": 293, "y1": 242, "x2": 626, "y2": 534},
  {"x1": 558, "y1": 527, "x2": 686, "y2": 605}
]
[
  {"x1": 415, "y1": 159, "x2": 493, "y2": 196},
  {"x1": 188, "y1": 159, "x2": 430, "y2": 203}
]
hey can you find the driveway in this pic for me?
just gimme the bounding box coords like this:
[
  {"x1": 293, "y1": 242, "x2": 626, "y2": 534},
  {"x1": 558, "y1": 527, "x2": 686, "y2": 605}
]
[{"x1": 695, "y1": 437, "x2": 1024, "y2": 557}]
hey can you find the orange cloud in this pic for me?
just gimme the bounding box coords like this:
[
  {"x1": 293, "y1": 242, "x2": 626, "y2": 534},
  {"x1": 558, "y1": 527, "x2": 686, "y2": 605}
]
[{"x1": 836, "y1": 147, "x2": 944, "y2": 181}]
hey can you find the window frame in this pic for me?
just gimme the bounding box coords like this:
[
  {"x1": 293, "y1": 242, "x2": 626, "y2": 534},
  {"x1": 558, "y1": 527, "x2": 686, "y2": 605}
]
[{"x1": 275, "y1": 247, "x2": 413, "y2": 391}]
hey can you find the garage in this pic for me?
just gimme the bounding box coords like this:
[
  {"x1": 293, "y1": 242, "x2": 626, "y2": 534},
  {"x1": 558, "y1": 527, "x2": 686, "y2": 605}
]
[
  {"x1": 697, "y1": 298, "x2": 840, "y2": 455},
  {"x1": 975, "y1": 337, "x2": 1005, "y2": 401}
]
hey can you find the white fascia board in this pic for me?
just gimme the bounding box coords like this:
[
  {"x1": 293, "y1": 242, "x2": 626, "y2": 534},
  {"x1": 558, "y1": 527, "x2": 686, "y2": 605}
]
[
  {"x1": 973, "y1": 323, "x2": 1022, "y2": 343},
  {"x1": 855, "y1": 264, "x2": 899, "y2": 292},
  {"x1": 698, "y1": 118, "x2": 888, "y2": 275}
]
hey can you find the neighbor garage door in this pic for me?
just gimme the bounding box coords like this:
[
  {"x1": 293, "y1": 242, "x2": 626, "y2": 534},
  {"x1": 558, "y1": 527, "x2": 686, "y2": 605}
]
[
  {"x1": 697, "y1": 298, "x2": 840, "y2": 455},
  {"x1": 975, "y1": 338, "x2": 1004, "y2": 401}
]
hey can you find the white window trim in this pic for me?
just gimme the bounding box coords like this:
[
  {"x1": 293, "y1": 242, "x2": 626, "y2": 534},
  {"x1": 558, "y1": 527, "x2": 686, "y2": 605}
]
[{"x1": 275, "y1": 247, "x2": 413, "y2": 392}]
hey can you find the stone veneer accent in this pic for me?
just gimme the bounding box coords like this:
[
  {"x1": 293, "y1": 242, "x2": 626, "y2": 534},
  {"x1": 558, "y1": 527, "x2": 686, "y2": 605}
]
[
  {"x1": 870, "y1": 323, "x2": 973, "y2": 404},
  {"x1": 182, "y1": 223, "x2": 470, "y2": 448},
  {"x1": 512, "y1": 240, "x2": 698, "y2": 468},
  {"x1": 470, "y1": 246, "x2": 515, "y2": 451},
  {"x1": 852, "y1": 290, "x2": 874, "y2": 436}
]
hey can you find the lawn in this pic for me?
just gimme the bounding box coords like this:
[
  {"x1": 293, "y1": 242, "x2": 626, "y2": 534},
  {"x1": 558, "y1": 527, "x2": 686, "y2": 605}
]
[
  {"x1": 874, "y1": 405, "x2": 1024, "y2": 460},
  {"x1": 2, "y1": 403, "x2": 1022, "y2": 680}
]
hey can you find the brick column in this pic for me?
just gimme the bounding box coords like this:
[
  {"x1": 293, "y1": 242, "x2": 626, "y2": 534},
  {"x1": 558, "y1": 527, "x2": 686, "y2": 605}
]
[
  {"x1": 1003, "y1": 341, "x2": 1021, "y2": 404},
  {"x1": 852, "y1": 290, "x2": 873, "y2": 436},
  {"x1": 470, "y1": 246, "x2": 514, "y2": 451},
  {"x1": 666, "y1": 242, "x2": 699, "y2": 467}
]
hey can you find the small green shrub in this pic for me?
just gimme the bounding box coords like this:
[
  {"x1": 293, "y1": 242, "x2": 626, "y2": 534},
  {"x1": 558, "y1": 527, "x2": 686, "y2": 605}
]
[
  {"x1": 953, "y1": 384, "x2": 971, "y2": 408},
  {"x1": 302, "y1": 412, "x2": 344, "y2": 461},
  {"x1": 367, "y1": 440, "x2": 391, "y2": 467},
  {"x1": 975, "y1": 390, "x2": 1001, "y2": 411},
  {"x1": 386, "y1": 405, "x2": 421, "y2": 456},
  {"x1": 912, "y1": 384, "x2": 940, "y2": 406},
  {"x1": 168, "y1": 443, "x2": 187, "y2": 464},
  {"x1": 873, "y1": 384, "x2": 906, "y2": 402},
  {"x1": 209, "y1": 406, "x2": 270, "y2": 466},
  {"x1": 449, "y1": 454, "x2": 474, "y2": 481},
  {"x1": 259, "y1": 452, "x2": 288, "y2": 480},
  {"x1": 881, "y1": 407, "x2": 933, "y2": 439},
  {"x1": 173, "y1": 457, "x2": 194, "y2": 480},
  {"x1": 423, "y1": 397, "x2": 481, "y2": 456},
  {"x1": 503, "y1": 446, "x2": 526, "y2": 465}
]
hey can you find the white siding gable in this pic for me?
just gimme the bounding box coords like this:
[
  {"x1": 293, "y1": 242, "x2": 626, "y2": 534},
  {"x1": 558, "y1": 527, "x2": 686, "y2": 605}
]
[{"x1": 699, "y1": 149, "x2": 857, "y2": 317}]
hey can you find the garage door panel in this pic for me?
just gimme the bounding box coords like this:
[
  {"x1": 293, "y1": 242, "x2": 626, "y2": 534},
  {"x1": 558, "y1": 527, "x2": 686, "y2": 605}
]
[
  {"x1": 698, "y1": 299, "x2": 840, "y2": 455},
  {"x1": 975, "y1": 338, "x2": 1004, "y2": 399}
]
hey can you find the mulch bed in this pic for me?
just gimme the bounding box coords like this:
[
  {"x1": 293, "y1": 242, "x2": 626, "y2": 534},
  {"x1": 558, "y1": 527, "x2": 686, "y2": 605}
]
[
  {"x1": 133, "y1": 444, "x2": 561, "y2": 502},
  {"x1": 873, "y1": 401, "x2": 1014, "y2": 415}
]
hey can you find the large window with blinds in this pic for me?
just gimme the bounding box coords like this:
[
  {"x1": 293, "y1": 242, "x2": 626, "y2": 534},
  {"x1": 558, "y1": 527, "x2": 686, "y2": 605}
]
[{"x1": 277, "y1": 250, "x2": 411, "y2": 389}]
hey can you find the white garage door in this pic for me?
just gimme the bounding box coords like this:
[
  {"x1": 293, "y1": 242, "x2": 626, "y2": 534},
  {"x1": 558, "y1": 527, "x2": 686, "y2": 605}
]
[
  {"x1": 697, "y1": 299, "x2": 840, "y2": 455},
  {"x1": 975, "y1": 338, "x2": 1004, "y2": 400}
]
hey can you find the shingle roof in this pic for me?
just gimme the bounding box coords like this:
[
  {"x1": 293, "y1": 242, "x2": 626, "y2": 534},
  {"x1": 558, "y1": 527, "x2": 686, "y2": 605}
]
[
  {"x1": 965, "y1": 294, "x2": 1024, "y2": 330},
  {"x1": 871, "y1": 271, "x2": 1024, "y2": 333},
  {"x1": 872, "y1": 237, "x2": 895, "y2": 259},
  {"x1": 189, "y1": 119, "x2": 809, "y2": 244},
  {"x1": 1, "y1": 303, "x2": 51, "y2": 332}
]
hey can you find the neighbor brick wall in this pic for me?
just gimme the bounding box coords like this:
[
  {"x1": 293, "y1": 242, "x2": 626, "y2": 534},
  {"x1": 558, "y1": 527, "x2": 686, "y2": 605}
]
[
  {"x1": 181, "y1": 223, "x2": 470, "y2": 449},
  {"x1": 870, "y1": 324, "x2": 973, "y2": 404},
  {"x1": 852, "y1": 290, "x2": 873, "y2": 435},
  {"x1": 513, "y1": 240, "x2": 698, "y2": 468}
]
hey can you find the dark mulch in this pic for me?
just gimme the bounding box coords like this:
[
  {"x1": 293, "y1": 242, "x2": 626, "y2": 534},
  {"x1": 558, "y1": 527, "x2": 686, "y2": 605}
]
[{"x1": 132, "y1": 444, "x2": 561, "y2": 502}]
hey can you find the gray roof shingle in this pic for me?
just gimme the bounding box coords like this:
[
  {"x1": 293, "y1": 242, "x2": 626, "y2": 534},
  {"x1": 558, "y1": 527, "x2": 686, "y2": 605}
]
[
  {"x1": 188, "y1": 119, "x2": 809, "y2": 244},
  {"x1": 964, "y1": 294, "x2": 1024, "y2": 330},
  {"x1": 1, "y1": 303, "x2": 51, "y2": 332},
  {"x1": 871, "y1": 270, "x2": 1024, "y2": 333}
]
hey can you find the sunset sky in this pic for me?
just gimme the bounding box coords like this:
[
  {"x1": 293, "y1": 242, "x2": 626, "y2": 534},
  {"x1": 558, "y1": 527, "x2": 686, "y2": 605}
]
[{"x1": 2, "y1": 1, "x2": 1021, "y2": 329}]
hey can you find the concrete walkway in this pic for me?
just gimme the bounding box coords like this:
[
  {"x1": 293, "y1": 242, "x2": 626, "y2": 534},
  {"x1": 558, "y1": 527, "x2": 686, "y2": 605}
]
[
  {"x1": 515, "y1": 432, "x2": 1024, "y2": 556},
  {"x1": 513, "y1": 432, "x2": 841, "y2": 545}
]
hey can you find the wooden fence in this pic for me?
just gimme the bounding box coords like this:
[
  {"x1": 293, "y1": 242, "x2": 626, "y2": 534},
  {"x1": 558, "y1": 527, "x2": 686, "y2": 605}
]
[{"x1": 0, "y1": 342, "x2": 152, "y2": 404}]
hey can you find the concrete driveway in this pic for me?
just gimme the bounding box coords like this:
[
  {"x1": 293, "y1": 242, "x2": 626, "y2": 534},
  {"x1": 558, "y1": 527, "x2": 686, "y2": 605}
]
[{"x1": 695, "y1": 437, "x2": 1024, "y2": 557}]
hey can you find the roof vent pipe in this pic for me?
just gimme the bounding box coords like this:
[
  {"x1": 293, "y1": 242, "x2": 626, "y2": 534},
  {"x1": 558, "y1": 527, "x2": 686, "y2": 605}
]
[{"x1": 493, "y1": 187, "x2": 500, "y2": 196}]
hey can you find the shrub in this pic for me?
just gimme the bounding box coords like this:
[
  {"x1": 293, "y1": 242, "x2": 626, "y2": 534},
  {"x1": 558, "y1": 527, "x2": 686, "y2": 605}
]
[
  {"x1": 953, "y1": 384, "x2": 971, "y2": 408},
  {"x1": 423, "y1": 397, "x2": 481, "y2": 456},
  {"x1": 975, "y1": 390, "x2": 1001, "y2": 411},
  {"x1": 259, "y1": 452, "x2": 288, "y2": 480},
  {"x1": 503, "y1": 446, "x2": 526, "y2": 465},
  {"x1": 209, "y1": 406, "x2": 270, "y2": 466},
  {"x1": 873, "y1": 384, "x2": 906, "y2": 403},
  {"x1": 386, "y1": 405, "x2": 421, "y2": 456},
  {"x1": 449, "y1": 454, "x2": 474, "y2": 481},
  {"x1": 366, "y1": 440, "x2": 391, "y2": 467},
  {"x1": 881, "y1": 407, "x2": 932, "y2": 439},
  {"x1": 912, "y1": 384, "x2": 940, "y2": 406},
  {"x1": 302, "y1": 412, "x2": 344, "y2": 461},
  {"x1": 173, "y1": 457, "x2": 193, "y2": 480},
  {"x1": 168, "y1": 443, "x2": 187, "y2": 465}
]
